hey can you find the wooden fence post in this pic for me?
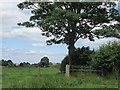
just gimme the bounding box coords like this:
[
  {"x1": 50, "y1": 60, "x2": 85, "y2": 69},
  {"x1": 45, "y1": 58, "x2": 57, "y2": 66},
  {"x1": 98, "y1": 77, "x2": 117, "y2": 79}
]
[
  {"x1": 65, "y1": 64, "x2": 70, "y2": 76},
  {"x1": 101, "y1": 68, "x2": 104, "y2": 77}
]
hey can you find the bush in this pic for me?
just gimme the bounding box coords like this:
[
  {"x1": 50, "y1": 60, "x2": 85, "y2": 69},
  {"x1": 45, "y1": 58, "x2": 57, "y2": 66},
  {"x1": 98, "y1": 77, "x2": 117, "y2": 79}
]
[
  {"x1": 70, "y1": 47, "x2": 93, "y2": 65},
  {"x1": 60, "y1": 47, "x2": 94, "y2": 72},
  {"x1": 90, "y1": 41, "x2": 120, "y2": 75},
  {"x1": 60, "y1": 56, "x2": 69, "y2": 73}
]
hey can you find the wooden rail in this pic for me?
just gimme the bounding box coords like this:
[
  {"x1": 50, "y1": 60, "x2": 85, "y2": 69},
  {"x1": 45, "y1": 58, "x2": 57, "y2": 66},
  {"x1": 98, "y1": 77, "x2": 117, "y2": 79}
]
[{"x1": 65, "y1": 65, "x2": 101, "y2": 73}]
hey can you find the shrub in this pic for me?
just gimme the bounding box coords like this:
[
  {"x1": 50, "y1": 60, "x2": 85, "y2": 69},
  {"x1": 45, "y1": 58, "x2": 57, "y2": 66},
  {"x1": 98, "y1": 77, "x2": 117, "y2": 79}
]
[
  {"x1": 60, "y1": 47, "x2": 94, "y2": 72},
  {"x1": 60, "y1": 56, "x2": 69, "y2": 73},
  {"x1": 90, "y1": 41, "x2": 120, "y2": 75}
]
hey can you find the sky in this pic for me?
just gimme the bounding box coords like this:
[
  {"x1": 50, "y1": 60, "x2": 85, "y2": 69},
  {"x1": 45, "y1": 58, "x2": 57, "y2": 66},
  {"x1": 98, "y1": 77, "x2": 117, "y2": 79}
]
[{"x1": 0, "y1": 0, "x2": 120, "y2": 64}]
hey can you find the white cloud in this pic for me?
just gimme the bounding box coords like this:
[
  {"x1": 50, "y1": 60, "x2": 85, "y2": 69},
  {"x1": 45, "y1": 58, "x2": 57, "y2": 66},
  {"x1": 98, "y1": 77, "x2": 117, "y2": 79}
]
[
  {"x1": 32, "y1": 43, "x2": 46, "y2": 47},
  {"x1": 77, "y1": 37, "x2": 120, "y2": 49},
  {"x1": 1, "y1": 3, "x2": 29, "y2": 28},
  {"x1": 0, "y1": 1, "x2": 31, "y2": 37},
  {"x1": 2, "y1": 47, "x2": 65, "y2": 63},
  {"x1": 0, "y1": 2, "x2": 49, "y2": 42},
  {"x1": 2, "y1": 27, "x2": 48, "y2": 41},
  {"x1": 0, "y1": 0, "x2": 21, "y2": 3},
  {"x1": 25, "y1": 50, "x2": 38, "y2": 55},
  {"x1": 6, "y1": 48, "x2": 15, "y2": 52}
]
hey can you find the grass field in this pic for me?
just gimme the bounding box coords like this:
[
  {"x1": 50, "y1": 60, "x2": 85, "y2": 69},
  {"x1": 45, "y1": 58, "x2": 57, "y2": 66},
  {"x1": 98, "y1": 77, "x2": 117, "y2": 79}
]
[{"x1": 2, "y1": 66, "x2": 119, "y2": 88}]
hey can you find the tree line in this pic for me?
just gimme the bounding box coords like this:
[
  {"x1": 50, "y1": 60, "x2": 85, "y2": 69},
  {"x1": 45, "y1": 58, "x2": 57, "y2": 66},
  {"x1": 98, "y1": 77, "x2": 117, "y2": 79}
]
[{"x1": 0, "y1": 57, "x2": 51, "y2": 67}]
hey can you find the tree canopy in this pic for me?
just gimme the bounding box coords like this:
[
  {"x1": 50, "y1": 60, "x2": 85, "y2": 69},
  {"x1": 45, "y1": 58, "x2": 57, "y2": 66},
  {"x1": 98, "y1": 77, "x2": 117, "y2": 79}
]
[
  {"x1": 39, "y1": 57, "x2": 49, "y2": 67},
  {"x1": 17, "y1": 1, "x2": 120, "y2": 64}
]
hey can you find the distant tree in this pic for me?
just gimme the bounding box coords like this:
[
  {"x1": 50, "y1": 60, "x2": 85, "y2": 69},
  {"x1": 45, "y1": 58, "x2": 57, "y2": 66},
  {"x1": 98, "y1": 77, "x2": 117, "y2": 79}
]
[
  {"x1": 7, "y1": 60, "x2": 14, "y2": 67},
  {"x1": 19, "y1": 63, "x2": 24, "y2": 66},
  {"x1": 26, "y1": 62, "x2": 30, "y2": 66},
  {"x1": 90, "y1": 41, "x2": 120, "y2": 75},
  {"x1": 17, "y1": 2, "x2": 120, "y2": 65},
  {"x1": 0, "y1": 59, "x2": 14, "y2": 67},
  {"x1": 40, "y1": 57, "x2": 49, "y2": 67},
  {"x1": 56, "y1": 63, "x2": 60, "y2": 64},
  {"x1": 1, "y1": 59, "x2": 8, "y2": 66},
  {"x1": 19, "y1": 62, "x2": 30, "y2": 67}
]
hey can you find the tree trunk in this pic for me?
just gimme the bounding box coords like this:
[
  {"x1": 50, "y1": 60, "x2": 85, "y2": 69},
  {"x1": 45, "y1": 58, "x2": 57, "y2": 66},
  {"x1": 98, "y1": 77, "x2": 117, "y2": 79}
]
[{"x1": 68, "y1": 42, "x2": 76, "y2": 65}]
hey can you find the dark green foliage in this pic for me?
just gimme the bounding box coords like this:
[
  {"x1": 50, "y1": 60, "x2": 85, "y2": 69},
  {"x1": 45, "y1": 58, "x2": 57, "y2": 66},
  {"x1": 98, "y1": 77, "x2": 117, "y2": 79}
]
[
  {"x1": 90, "y1": 41, "x2": 120, "y2": 75},
  {"x1": 19, "y1": 62, "x2": 30, "y2": 67},
  {"x1": 94, "y1": 25, "x2": 120, "y2": 39},
  {"x1": 0, "y1": 59, "x2": 14, "y2": 67},
  {"x1": 0, "y1": 60, "x2": 7, "y2": 66},
  {"x1": 18, "y1": 21, "x2": 35, "y2": 27},
  {"x1": 19, "y1": 63, "x2": 23, "y2": 66},
  {"x1": 71, "y1": 47, "x2": 94, "y2": 65},
  {"x1": 7, "y1": 60, "x2": 14, "y2": 67},
  {"x1": 60, "y1": 56, "x2": 69, "y2": 73},
  {"x1": 60, "y1": 47, "x2": 94, "y2": 72},
  {"x1": 40, "y1": 57, "x2": 49, "y2": 67}
]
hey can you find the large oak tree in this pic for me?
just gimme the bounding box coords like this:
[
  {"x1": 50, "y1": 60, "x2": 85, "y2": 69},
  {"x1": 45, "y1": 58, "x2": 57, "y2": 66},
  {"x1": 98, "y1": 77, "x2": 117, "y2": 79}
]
[{"x1": 17, "y1": 1, "x2": 120, "y2": 65}]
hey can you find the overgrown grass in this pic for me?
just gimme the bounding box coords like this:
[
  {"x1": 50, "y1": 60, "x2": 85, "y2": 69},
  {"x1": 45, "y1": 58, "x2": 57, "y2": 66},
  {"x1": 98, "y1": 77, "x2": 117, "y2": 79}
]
[
  {"x1": 70, "y1": 72, "x2": 118, "y2": 88},
  {"x1": 2, "y1": 66, "x2": 81, "y2": 88},
  {"x1": 2, "y1": 66, "x2": 119, "y2": 88},
  {"x1": 0, "y1": 66, "x2": 2, "y2": 89}
]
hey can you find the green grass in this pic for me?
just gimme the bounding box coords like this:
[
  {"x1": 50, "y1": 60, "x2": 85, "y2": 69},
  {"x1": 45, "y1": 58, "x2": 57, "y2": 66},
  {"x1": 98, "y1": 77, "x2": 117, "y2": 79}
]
[
  {"x1": 2, "y1": 66, "x2": 81, "y2": 88},
  {"x1": 70, "y1": 72, "x2": 118, "y2": 88},
  {"x1": 2, "y1": 66, "x2": 119, "y2": 88},
  {"x1": 0, "y1": 66, "x2": 2, "y2": 89}
]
